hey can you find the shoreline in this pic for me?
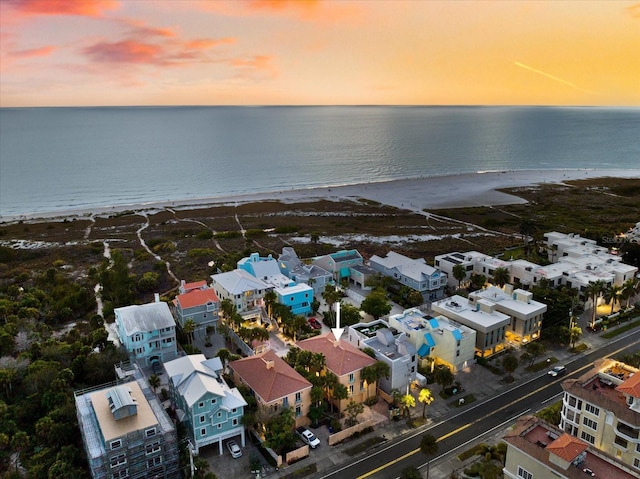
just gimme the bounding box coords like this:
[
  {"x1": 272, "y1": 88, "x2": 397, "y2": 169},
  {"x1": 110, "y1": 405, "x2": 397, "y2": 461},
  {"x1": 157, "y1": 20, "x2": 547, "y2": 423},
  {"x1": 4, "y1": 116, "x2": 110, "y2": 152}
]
[{"x1": 2, "y1": 168, "x2": 639, "y2": 224}]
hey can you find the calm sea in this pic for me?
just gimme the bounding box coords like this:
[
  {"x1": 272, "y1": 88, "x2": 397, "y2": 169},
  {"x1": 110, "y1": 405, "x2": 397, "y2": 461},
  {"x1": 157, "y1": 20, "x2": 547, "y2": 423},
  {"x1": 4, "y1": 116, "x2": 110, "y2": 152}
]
[{"x1": 0, "y1": 106, "x2": 638, "y2": 219}]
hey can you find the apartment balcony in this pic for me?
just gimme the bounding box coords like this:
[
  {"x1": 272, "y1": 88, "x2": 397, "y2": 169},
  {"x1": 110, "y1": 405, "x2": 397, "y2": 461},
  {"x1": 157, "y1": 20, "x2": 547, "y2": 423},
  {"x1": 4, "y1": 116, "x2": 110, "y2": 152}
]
[{"x1": 616, "y1": 421, "x2": 640, "y2": 442}]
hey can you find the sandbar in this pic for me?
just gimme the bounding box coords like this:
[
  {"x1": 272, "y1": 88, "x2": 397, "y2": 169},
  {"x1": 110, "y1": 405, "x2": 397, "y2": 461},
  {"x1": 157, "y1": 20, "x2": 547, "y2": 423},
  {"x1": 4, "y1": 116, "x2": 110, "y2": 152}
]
[{"x1": 4, "y1": 168, "x2": 639, "y2": 223}]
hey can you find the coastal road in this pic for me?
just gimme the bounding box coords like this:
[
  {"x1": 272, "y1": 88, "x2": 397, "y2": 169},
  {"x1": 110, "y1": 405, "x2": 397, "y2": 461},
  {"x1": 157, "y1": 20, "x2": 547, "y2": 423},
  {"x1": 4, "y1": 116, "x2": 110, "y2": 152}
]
[{"x1": 312, "y1": 328, "x2": 640, "y2": 479}]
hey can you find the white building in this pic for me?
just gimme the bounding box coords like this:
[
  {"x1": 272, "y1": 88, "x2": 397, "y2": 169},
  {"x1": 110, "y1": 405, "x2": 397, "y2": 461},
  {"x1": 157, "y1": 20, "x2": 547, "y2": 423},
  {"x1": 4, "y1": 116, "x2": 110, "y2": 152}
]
[
  {"x1": 386, "y1": 308, "x2": 476, "y2": 373},
  {"x1": 347, "y1": 320, "x2": 417, "y2": 393},
  {"x1": 431, "y1": 295, "x2": 511, "y2": 358},
  {"x1": 469, "y1": 285, "x2": 546, "y2": 345}
]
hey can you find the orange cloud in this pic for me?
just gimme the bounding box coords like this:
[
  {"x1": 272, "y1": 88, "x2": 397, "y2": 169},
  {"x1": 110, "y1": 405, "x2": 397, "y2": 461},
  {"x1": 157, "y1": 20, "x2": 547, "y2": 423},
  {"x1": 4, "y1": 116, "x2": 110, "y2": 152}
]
[
  {"x1": 626, "y1": 3, "x2": 640, "y2": 18},
  {"x1": 229, "y1": 54, "x2": 277, "y2": 78},
  {"x1": 195, "y1": 0, "x2": 360, "y2": 23},
  {"x1": 14, "y1": 45, "x2": 56, "y2": 58},
  {"x1": 6, "y1": 0, "x2": 118, "y2": 17},
  {"x1": 186, "y1": 38, "x2": 237, "y2": 50}
]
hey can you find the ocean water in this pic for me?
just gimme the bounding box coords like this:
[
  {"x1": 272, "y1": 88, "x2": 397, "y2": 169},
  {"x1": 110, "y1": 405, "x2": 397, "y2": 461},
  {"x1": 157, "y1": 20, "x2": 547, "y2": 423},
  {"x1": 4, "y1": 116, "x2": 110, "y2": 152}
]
[{"x1": 0, "y1": 106, "x2": 638, "y2": 219}]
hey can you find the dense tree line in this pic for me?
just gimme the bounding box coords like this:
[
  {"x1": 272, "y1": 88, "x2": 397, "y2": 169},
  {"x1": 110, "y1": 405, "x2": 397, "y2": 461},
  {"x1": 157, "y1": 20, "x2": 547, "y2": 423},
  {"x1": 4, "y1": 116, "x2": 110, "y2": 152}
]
[{"x1": 0, "y1": 266, "x2": 128, "y2": 478}]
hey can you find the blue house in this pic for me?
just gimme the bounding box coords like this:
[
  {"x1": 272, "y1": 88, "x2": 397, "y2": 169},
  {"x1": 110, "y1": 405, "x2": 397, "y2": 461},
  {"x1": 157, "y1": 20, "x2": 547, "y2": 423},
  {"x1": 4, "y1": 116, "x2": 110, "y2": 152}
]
[
  {"x1": 115, "y1": 297, "x2": 178, "y2": 367},
  {"x1": 369, "y1": 251, "x2": 448, "y2": 302},
  {"x1": 164, "y1": 354, "x2": 247, "y2": 454},
  {"x1": 238, "y1": 252, "x2": 313, "y2": 316}
]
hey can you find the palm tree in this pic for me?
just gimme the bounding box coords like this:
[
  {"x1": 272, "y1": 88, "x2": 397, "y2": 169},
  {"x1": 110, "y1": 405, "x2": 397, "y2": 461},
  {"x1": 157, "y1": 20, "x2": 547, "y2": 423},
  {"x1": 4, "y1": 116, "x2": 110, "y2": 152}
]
[
  {"x1": 585, "y1": 280, "x2": 606, "y2": 329},
  {"x1": 492, "y1": 267, "x2": 510, "y2": 288},
  {"x1": 420, "y1": 433, "x2": 439, "y2": 479},
  {"x1": 502, "y1": 353, "x2": 518, "y2": 381},
  {"x1": 418, "y1": 388, "x2": 434, "y2": 418},
  {"x1": 452, "y1": 264, "x2": 467, "y2": 288},
  {"x1": 603, "y1": 284, "x2": 622, "y2": 314},
  {"x1": 621, "y1": 277, "x2": 640, "y2": 308},
  {"x1": 182, "y1": 318, "x2": 197, "y2": 345},
  {"x1": 569, "y1": 326, "x2": 582, "y2": 349},
  {"x1": 519, "y1": 218, "x2": 537, "y2": 256},
  {"x1": 400, "y1": 393, "x2": 415, "y2": 418},
  {"x1": 148, "y1": 374, "x2": 161, "y2": 394}
]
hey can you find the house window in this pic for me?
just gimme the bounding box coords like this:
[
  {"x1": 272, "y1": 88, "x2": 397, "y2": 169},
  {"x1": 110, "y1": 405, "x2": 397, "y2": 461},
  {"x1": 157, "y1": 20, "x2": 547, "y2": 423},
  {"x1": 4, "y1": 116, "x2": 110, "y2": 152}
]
[
  {"x1": 283, "y1": 397, "x2": 289, "y2": 407},
  {"x1": 585, "y1": 403, "x2": 600, "y2": 415},
  {"x1": 349, "y1": 385, "x2": 354, "y2": 396},
  {"x1": 110, "y1": 454, "x2": 127, "y2": 469},
  {"x1": 211, "y1": 399, "x2": 217, "y2": 405},
  {"x1": 231, "y1": 408, "x2": 236, "y2": 413},
  {"x1": 200, "y1": 416, "x2": 206, "y2": 423},
  {"x1": 232, "y1": 418, "x2": 238, "y2": 426},
  {"x1": 112, "y1": 469, "x2": 129, "y2": 479},
  {"x1": 133, "y1": 334, "x2": 143, "y2": 342},
  {"x1": 200, "y1": 428, "x2": 207, "y2": 437},
  {"x1": 145, "y1": 441, "x2": 161, "y2": 455},
  {"x1": 199, "y1": 401, "x2": 205, "y2": 409},
  {"x1": 217, "y1": 424, "x2": 222, "y2": 429},
  {"x1": 162, "y1": 338, "x2": 172, "y2": 344},
  {"x1": 360, "y1": 380, "x2": 365, "y2": 391},
  {"x1": 633, "y1": 457, "x2": 640, "y2": 470},
  {"x1": 516, "y1": 466, "x2": 532, "y2": 479},
  {"x1": 295, "y1": 392, "x2": 301, "y2": 403},
  {"x1": 145, "y1": 428, "x2": 156, "y2": 438},
  {"x1": 295, "y1": 405, "x2": 301, "y2": 417},
  {"x1": 349, "y1": 373, "x2": 355, "y2": 383},
  {"x1": 580, "y1": 431, "x2": 595, "y2": 444},
  {"x1": 146, "y1": 457, "x2": 162, "y2": 468},
  {"x1": 583, "y1": 417, "x2": 597, "y2": 430},
  {"x1": 110, "y1": 439, "x2": 122, "y2": 450},
  {"x1": 217, "y1": 411, "x2": 222, "y2": 418},
  {"x1": 135, "y1": 347, "x2": 144, "y2": 354}
]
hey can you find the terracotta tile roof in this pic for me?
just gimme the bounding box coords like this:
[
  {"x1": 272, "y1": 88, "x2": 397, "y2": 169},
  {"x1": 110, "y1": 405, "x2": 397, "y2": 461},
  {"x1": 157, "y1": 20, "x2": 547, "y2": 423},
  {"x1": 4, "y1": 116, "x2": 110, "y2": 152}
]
[
  {"x1": 617, "y1": 371, "x2": 640, "y2": 397},
  {"x1": 296, "y1": 333, "x2": 376, "y2": 376},
  {"x1": 546, "y1": 433, "x2": 589, "y2": 462},
  {"x1": 229, "y1": 350, "x2": 311, "y2": 404},
  {"x1": 176, "y1": 288, "x2": 219, "y2": 309},
  {"x1": 183, "y1": 280, "x2": 207, "y2": 292}
]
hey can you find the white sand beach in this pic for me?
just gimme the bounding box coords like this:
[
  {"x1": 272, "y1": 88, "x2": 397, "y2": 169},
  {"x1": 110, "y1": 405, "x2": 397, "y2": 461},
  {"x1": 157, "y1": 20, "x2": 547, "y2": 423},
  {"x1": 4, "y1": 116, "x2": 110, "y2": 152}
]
[{"x1": 5, "y1": 168, "x2": 639, "y2": 223}]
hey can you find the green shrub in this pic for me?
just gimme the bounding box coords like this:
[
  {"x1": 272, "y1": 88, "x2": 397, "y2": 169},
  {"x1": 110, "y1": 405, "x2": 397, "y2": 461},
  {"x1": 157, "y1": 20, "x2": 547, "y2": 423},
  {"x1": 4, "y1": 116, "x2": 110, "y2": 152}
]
[{"x1": 196, "y1": 229, "x2": 214, "y2": 240}]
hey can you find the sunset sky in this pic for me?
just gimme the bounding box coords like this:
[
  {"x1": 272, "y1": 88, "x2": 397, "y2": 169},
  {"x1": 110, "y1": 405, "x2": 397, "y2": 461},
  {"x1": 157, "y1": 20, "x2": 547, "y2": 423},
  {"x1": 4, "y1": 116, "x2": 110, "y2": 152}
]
[{"x1": 1, "y1": 0, "x2": 638, "y2": 107}]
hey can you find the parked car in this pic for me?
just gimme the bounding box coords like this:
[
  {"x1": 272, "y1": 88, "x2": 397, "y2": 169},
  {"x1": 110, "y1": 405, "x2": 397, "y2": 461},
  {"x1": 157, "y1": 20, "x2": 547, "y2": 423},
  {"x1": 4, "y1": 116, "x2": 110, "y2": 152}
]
[
  {"x1": 548, "y1": 365, "x2": 566, "y2": 377},
  {"x1": 227, "y1": 440, "x2": 242, "y2": 458},
  {"x1": 296, "y1": 426, "x2": 321, "y2": 448},
  {"x1": 308, "y1": 317, "x2": 322, "y2": 330}
]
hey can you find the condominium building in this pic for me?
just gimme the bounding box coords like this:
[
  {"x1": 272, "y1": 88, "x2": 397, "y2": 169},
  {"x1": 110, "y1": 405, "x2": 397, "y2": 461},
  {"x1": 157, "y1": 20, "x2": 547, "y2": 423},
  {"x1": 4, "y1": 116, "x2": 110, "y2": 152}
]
[
  {"x1": 560, "y1": 358, "x2": 640, "y2": 471},
  {"x1": 75, "y1": 377, "x2": 179, "y2": 479},
  {"x1": 431, "y1": 294, "x2": 510, "y2": 358},
  {"x1": 503, "y1": 415, "x2": 636, "y2": 479}
]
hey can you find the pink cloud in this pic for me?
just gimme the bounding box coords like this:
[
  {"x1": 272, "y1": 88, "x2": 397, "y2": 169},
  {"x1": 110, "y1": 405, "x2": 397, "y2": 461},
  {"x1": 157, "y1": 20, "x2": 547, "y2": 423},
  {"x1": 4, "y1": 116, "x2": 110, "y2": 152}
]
[
  {"x1": 83, "y1": 40, "x2": 163, "y2": 64},
  {"x1": 5, "y1": 0, "x2": 119, "y2": 17},
  {"x1": 123, "y1": 19, "x2": 177, "y2": 38}
]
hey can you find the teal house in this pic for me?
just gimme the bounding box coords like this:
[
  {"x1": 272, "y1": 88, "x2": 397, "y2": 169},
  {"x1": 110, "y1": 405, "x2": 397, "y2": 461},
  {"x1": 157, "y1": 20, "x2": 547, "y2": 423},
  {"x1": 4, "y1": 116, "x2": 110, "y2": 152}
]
[
  {"x1": 115, "y1": 296, "x2": 178, "y2": 368},
  {"x1": 164, "y1": 354, "x2": 247, "y2": 454}
]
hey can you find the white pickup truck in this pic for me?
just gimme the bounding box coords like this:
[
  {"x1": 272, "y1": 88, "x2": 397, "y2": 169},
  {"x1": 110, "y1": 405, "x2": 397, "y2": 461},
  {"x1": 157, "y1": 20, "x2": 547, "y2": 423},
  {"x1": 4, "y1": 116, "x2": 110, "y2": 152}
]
[{"x1": 296, "y1": 426, "x2": 321, "y2": 448}]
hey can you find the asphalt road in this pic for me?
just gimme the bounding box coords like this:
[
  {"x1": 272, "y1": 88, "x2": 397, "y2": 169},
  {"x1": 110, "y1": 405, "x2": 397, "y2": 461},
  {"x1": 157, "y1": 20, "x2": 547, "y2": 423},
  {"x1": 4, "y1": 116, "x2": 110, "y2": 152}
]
[{"x1": 311, "y1": 328, "x2": 640, "y2": 479}]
